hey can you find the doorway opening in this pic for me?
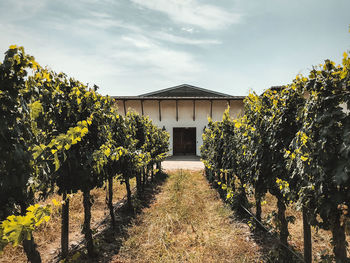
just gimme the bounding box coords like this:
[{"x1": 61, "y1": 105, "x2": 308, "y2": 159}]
[{"x1": 173, "y1": 127, "x2": 196, "y2": 155}]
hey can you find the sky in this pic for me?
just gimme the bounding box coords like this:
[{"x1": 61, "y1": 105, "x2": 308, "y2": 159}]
[{"x1": 0, "y1": 0, "x2": 349, "y2": 96}]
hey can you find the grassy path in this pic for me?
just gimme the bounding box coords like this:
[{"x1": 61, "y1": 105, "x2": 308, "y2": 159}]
[{"x1": 112, "y1": 170, "x2": 263, "y2": 263}]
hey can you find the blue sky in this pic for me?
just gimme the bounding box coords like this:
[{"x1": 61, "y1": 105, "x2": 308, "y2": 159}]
[{"x1": 0, "y1": 0, "x2": 349, "y2": 96}]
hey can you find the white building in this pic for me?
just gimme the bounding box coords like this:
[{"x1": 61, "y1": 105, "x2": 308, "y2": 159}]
[{"x1": 113, "y1": 84, "x2": 245, "y2": 156}]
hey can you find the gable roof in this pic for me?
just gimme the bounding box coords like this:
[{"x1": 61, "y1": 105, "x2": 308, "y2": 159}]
[{"x1": 139, "y1": 84, "x2": 231, "y2": 98}]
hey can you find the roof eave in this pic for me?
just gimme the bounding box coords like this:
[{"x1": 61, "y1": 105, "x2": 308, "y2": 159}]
[
  {"x1": 139, "y1": 84, "x2": 232, "y2": 97},
  {"x1": 111, "y1": 96, "x2": 245, "y2": 100}
]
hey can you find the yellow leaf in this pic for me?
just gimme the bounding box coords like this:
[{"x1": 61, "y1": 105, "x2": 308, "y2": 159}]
[
  {"x1": 104, "y1": 148, "x2": 111, "y2": 157},
  {"x1": 29, "y1": 101, "x2": 43, "y2": 120},
  {"x1": 9, "y1": 45, "x2": 17, "y2": 49},
  {"x1": 300, "y1": 156, "x2": 308, "y2": 161},
  {"x1": 234, "y1": 122, "x2": 241, "y2": 129},
  {"x1": 31, "y1": 61, "x2": 39, "y2": 71}
]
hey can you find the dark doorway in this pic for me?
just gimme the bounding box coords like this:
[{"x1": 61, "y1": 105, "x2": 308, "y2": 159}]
[{"x1": 173, "y1": 127, "x2": 196, "y2": 155}]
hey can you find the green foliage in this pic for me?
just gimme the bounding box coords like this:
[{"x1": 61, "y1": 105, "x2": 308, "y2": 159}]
[
  {"x1": 201, "y1": 50, "x2": 350, "y2": 261},
  {"x1": 0, "y1": 45, "x2": 35, "y2": 220},
  {"x1": 0, "y1": 45, "x2": 170, "y2": 260},
  {"x1": 286, "y1": 55, "x2": 350, "y2": 254},
  {"x1": 1, "y1": 204, "x2": 51, "y2": 250}
]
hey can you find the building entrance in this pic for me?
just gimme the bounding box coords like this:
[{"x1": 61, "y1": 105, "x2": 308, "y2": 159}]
[{"x1": 173, "y1": 127, "x2": 196, "y2": 155}]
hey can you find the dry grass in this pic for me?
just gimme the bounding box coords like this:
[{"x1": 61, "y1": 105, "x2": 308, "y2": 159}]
[
  {"x1": 0, "y1": 178, "x2": 135, "y2": 263},
  {"x1": 112, "y1": 170, "x2": 263, "y2": 263},
  {"x1": 3, "y1": 169, "x2": 344, "y2": 263},
  {"x1": 250, "y1": 193, "x2": 350, "y2": 262}
]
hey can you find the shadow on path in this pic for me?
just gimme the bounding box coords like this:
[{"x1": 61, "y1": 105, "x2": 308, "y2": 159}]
[
  {"x1": 164, "y1": 155, "x2": 201, "y2": 161},
  {"x1": 57, "y1": 173, "x2": 168, "y2": 263},
  {"x1": 208, "y1": 178, "x2": 304, "y2": 263}
]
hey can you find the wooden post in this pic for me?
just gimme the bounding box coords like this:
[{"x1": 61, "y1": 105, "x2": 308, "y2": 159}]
[
  {"x1": 210, "y1": 100, "x2": 213, "y2": 118},
  {"x1": 193, "y1": 99, "x2": 196, "y2": 121},
  {"x1": 176, "y1": 99, "x2": 178, "y2": 121},
  {"x1": 141, "y1": 100, "x2": 144, "y2": 116},
  {"x1": 303, "y1": 208, "x2": 312, "y2": 263},
  {"x1": 123, "y1": 100, "x2": 126, "y2": 116},
  {"x1": 158, "y1": 100, "x2": 161, "y2": 121},
  {"x1": 82, "y1": 189, "x2": 94, "y2": 257},
  {"x1": 61, "y1": 191, "x2": 69, "y2": 258}
]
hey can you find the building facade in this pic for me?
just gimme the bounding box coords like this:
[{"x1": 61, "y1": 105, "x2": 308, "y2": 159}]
[{"x1": 113, "y1": 84, "x2": 245, "y2": 156}]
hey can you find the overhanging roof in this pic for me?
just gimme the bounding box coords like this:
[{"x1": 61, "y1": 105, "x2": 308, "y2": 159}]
[
  {"x1": 112, "y1": 84, "x2": 245, "y2": 100},
  {"x1": 139, "y1": 84, "x2": 232, "y2": 97},
  {"x1": 112, "y1": 96, "x2": 245, "y2": 100}
]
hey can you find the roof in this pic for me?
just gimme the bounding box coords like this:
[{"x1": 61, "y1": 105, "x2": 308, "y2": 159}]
[
  {"x1": 112, "y1": 96, "x2": 245, "y2": 100},
  {"x1": 140, "y1": 84, "x2": 231, "y2": 97},
  {"x1": 113, "y1": 84, "x2": 245, "y2": 100}
]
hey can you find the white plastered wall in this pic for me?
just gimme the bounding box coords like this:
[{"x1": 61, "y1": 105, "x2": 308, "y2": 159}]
[{"x1": 115, "y1": 99, "x2": 244, "y2": 156}]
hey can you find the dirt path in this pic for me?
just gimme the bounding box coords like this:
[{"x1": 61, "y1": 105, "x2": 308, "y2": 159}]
[{"x1": 112, "y1": 170, "x2": 263, "y2": 263}]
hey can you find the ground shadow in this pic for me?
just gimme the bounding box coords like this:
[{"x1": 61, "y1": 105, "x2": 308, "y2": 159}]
[
  {"x1": 52, "y1": 172, "x2": 169, "y2": 263},
  {"x1": 164, "y1": 155, "x2": 201, "y2": 161},
  {"x1": 206, "y1": 175, "x2": 304, "y2": 263}
]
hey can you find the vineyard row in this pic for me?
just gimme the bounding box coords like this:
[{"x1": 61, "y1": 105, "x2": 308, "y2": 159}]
[
  {"x1": 201, "y1": 52, "x2": 350, "y2": 262},
  {"x1": 0, "y1": 46, "x2": 170, "y2": 263}
]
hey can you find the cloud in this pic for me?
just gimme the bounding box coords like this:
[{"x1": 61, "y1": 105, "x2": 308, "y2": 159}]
[
  {"x1": 77, "y1": 11, "x2": 221, "y2": 46},
  {"x1": 0, "y1": 0, "x2": 47, "y2": 22},
  {"x1": 113, "y1": 34, "x2": 203, "y2": 76},
  {"x1": 130, "y1": 0, "x2": 242, "y2": 30},
  {"x1": 0, "y1": 0, "x2": 212, "y2": 95},
  {"x1": 77, "y1": 17, "x2": 141, "y2": 32},
  {"x1": 77, "y1": 11, "x2": 142, "y2": 32},
  {"x1": 153, "y1": 31, "x2": 221, "y2": 45},
  {"x1": 181, "y1": 27, "x2": 195, "y2": 33}
]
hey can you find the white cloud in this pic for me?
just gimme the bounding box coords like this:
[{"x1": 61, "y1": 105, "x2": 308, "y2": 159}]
[
  {"x1": 153, "y1": 31, "x2": 221, "y2": 45},
  {"x1": 0, "y1": 0, "x2": 210, "y2": 95},
  {"x1": 181, "y1": 27, "x2": 195, "y2": 33},
  {"x1": 77, "y1": 12, "x2": 142, "y2": 32},
  {"x1": 77, "y1": 12, "x2": 221, "y2": 46},
  {"x1": 113, "y1": 34, "x2": 203, "y2": 77},
  {"x1": 0, "y1": 0, "x2": 47, "y2": 22},
  {"x1": 130, "y1": 0, "x2": 242, "y2": 30},
  {"x1": 121, "y1": 35, "x2": 155, "y2": 49}
]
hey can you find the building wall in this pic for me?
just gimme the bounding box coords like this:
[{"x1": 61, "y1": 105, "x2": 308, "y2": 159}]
[{"x1": 115, "y1": 99, "x2": 244, "y2": 155}]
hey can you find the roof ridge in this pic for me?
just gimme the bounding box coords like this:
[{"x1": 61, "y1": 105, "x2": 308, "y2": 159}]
[{"x1": 139, "y1": 84, "x2": 232, "y2": 97}]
